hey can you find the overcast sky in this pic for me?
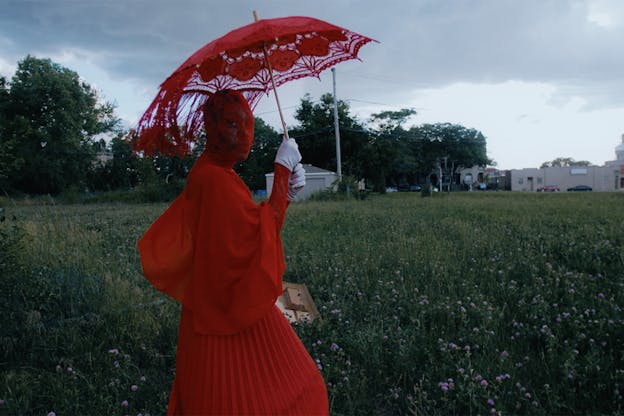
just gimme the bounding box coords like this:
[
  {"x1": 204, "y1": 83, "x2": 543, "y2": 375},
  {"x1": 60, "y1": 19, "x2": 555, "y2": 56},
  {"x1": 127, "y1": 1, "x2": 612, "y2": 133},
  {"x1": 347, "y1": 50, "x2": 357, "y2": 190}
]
[{"x1": 1, "y1": 0, "x2": 623, "y2": 169}]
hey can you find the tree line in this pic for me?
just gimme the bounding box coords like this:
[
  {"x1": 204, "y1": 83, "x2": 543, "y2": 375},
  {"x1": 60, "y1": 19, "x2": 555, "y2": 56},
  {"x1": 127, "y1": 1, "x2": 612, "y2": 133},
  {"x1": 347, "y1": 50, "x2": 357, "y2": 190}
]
[{"x1": 0, "y1": 56, "x2": 491, "y2": 198}]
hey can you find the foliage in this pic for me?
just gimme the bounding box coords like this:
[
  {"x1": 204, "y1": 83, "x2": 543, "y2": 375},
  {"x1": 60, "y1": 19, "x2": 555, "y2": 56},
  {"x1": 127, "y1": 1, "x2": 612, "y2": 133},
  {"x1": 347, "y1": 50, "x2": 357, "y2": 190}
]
[
  {"x1": 2, "y1": 193, "x2": 623, "y2": 415},
  {"x1": 409, "y1": 123, "x2": 491, "y2": 181},
  {"x1": 291, "y1": 93, "x2": 368, "y2": 176},
  {"x1": 307, "y1": 176, "x2": 360, "y2": 201},
  {"x1": 0, "y1": 56, "x2": 119, "y2": 194},
  {"x1": 235, "y1": 117, "x2": 281, "y2": 191},
  {"x1": 540, "y1": 157, "x2": 593, "y2": 168}
]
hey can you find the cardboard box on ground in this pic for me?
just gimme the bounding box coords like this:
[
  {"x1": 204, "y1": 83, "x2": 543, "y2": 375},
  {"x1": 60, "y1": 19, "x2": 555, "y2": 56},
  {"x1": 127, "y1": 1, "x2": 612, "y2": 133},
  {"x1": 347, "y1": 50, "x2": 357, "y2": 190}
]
[{"x1": 275, "y1": 282, "x2": 320, "y2": 324}]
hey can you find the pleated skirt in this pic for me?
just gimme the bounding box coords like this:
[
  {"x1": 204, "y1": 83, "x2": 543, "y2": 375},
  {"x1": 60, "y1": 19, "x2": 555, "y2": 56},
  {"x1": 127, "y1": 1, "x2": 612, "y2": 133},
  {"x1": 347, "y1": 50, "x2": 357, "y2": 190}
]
[{"x1": 167, "y1": 305, "x2": 328, "y2": 415}]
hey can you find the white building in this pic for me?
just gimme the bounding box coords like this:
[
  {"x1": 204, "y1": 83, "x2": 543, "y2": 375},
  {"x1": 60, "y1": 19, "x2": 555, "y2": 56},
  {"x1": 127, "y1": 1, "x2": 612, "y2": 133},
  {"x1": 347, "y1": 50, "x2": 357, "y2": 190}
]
[{"x1": 265, "y1": 164, "x2": 337, "y2": 201}]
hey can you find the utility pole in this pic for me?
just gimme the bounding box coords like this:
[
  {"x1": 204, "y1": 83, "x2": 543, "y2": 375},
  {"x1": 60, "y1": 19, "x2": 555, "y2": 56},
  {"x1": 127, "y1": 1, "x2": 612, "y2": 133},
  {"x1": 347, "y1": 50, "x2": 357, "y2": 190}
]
[{"x1": 331, "y1": 68, "x2": 342, "y2": 181}]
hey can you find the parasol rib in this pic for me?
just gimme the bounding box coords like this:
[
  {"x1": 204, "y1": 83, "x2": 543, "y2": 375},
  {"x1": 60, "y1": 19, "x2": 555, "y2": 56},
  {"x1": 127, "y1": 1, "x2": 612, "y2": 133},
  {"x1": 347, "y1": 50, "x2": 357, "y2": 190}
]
[{"x1": 253, "y1": 10, "x2": 289, "y2": 140}]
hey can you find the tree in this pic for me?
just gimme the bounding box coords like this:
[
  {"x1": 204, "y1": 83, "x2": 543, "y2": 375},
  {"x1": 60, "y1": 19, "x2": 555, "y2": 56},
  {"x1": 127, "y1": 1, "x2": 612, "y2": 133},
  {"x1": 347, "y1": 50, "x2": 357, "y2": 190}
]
[
  {"x1": 235, "y1": 117, "x2": 280, "y2": 191},
  {"x1": 409, "y1": 123, "x2": 490, "y2": 186},
  {"x1": 1, "y1": 56, "x2": 119, "y2": 194},
  {"x1": 369, "y1": 108, "x2": 416, "y2": 133},
  {"x1": 362, "y1": 109, "x2": 417, "y2": 191},
  {"x1": 0, "y1": 76, "x2": 14, "y2": 193},
  {"x1": 540, "y1": 157, "x2": 592, "y2": 168},
  {"x1": 291, "y1": 93, "x2": 367, "y2": 175}
]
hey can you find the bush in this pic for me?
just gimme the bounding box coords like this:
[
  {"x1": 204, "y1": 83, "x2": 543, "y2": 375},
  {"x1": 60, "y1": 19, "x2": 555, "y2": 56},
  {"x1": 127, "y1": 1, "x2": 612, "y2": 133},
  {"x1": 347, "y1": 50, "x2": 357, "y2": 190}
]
[{"x1": 308, "y1": 176, "x2": 362, "y2": 202}]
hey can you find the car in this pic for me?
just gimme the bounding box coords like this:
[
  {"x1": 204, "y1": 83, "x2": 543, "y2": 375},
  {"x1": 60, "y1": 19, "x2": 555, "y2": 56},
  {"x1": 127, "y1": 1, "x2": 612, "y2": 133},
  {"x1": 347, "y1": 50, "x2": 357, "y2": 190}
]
[
  {"x1": 567, "y1": 185, "x2": 592, "y2": 192},
  {"x1": 409, "y1": 185, "x2": 422, "y2": 192},
  {"x1": 539, "y1": 185, "x2": 560, "y2": 192}
]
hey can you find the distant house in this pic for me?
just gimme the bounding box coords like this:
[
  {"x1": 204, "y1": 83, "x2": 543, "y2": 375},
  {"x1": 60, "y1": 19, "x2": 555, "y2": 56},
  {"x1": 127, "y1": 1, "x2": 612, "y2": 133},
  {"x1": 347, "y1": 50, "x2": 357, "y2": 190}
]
[
  {"x1": 94, "y1": 150, "x2": 113, "y2": 166},
  {"x1": 265, "y1": 164, "x2": 337, "y2": 201},
  {"x1": 458, "y1": 166, "x2": 511, "y2": 191}
]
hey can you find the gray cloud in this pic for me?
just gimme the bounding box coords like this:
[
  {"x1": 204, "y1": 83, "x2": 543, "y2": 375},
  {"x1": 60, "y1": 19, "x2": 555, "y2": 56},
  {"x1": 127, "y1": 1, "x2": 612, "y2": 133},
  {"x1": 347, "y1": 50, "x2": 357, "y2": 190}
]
[{"x1": 1, "y1": 0, "x2": 624, "y2": 109}]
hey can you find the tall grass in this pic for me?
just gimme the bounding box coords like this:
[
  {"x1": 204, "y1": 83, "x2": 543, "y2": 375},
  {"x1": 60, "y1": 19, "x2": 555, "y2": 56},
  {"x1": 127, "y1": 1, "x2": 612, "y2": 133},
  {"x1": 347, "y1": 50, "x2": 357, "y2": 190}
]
[{"x1": 1, "y1": 193, "x2": 623, "y2": 415}]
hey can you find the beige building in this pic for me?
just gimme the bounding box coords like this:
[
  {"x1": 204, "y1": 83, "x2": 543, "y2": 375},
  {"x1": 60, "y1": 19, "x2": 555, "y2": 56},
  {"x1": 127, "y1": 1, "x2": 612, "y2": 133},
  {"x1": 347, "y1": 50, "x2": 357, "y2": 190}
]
[
  {"x1": 510, "y1": 166, "x2": 620, "y2": 192},
  {"x1": 265, "y1": 164, "x2": 337, "y2": 200},
  {"x1": 510, "y1": 134, "x2": 624, "y2": 192}
]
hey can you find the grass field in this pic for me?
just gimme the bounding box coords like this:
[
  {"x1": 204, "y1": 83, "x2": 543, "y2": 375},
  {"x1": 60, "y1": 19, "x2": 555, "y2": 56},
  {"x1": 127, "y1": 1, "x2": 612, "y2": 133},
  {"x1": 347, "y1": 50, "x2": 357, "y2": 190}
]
[{"x1": 1, "y1": 192, "x2": 623, "y2": 415}]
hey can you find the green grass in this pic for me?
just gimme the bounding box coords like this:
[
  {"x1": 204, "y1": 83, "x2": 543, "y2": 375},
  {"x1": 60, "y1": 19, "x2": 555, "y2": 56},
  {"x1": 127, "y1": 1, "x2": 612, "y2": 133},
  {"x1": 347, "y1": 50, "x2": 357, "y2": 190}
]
[{"x1": 1, "y1": 192, "x2": 624, "y2": 415}]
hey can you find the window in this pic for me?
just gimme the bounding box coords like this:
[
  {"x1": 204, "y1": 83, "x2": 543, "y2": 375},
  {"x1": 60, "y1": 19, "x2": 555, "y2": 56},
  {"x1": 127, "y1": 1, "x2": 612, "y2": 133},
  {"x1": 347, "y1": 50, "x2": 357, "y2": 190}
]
[
  {"x1": 571, "y1": 168, "x2": 587, "y2": 175},
  {"x1": 537, "y1": 177, "x2": 543, "y2": 184}
]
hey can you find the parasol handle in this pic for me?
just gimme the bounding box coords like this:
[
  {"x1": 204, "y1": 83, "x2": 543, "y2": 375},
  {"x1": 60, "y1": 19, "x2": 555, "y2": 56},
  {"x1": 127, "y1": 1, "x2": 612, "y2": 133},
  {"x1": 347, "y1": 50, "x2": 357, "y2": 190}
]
[{"x1": 253, "y1": 10, "x2": 289, "y2": 141}]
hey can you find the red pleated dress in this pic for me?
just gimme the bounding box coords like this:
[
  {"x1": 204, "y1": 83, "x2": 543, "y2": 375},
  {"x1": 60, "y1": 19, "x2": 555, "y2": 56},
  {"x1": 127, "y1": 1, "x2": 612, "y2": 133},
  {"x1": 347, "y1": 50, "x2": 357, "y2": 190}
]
[{"x1": 138, "y1": 155, "x2": 328, "y2": 415}]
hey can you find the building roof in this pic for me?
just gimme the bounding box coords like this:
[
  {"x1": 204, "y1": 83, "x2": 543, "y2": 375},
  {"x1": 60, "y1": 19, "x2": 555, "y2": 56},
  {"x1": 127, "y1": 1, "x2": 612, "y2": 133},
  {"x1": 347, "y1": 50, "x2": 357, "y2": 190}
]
[
  {"x1": 300, "y1": 164, "x2": 335, "y2": 174},
  {"x1": 266, "y1": 164, "x2": 336, "y2": 176}
]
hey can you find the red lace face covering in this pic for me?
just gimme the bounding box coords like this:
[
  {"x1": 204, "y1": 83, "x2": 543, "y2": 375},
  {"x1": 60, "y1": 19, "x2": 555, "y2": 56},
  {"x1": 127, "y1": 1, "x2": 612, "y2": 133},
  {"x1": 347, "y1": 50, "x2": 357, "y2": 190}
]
[{"x1": 202, "y1": 90, "x2": 254, "y2": 167}]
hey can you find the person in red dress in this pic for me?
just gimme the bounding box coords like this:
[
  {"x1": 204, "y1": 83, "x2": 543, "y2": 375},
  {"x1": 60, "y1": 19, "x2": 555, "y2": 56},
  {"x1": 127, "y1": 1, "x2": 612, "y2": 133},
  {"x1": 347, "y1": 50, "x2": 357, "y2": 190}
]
[{"x1": 138, "y1": 90, "x2": 328, "y2": 415}]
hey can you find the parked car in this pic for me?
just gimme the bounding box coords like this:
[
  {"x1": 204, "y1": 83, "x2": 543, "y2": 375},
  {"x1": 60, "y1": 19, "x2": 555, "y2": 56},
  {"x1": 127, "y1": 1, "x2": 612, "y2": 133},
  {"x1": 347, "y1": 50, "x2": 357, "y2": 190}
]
[
  {"x1": 538, "y1": 185, "x2": 560, "y2": 192},
  {"x1": 409, "y1": 185, "x2": 422, "y2": 192},
  {"x1": 567, "y1": 185, "x2": 592, "y2": 192}
]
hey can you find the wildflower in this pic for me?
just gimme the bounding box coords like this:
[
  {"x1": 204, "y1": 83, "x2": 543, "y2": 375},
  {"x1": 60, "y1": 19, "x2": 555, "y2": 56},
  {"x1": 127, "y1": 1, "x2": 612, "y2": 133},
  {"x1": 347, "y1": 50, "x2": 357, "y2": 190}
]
[
  {"x1": 131, "y1": 385, "x2": 138, "y2": 392},
  {"x1": 108, "y1": 348, "x2": 119, "y2": 354},
  {"x1": 67, "y1": 367, "x2": 73, "y2": 373},
  {"x1": 330, "y1": 343, "x2": 340, "y2": 351},
  {"x1": 121, "y1": 400, "x2": 129, "y2": 407},
  {"x1": 597, "y1": 293, "x2": 605, "y2": 299},
  {"x1": 47, "y1": 412, "x2": 56, "y2": 416},
  {"x1": 439, "y1": 382, "x2": 449, "y2": 392},
  {"x1": 140, "y1": 376, "x2": 146, "y2": 382},
  {"x1": 500, "y1": 350, "x2": 509, "y2": 359},
  {"x1": 525, "y1": 392, "x2": 532, "y2": 399},
  {"x1": 464, "y1": 345, "x2": 471, "y2": 351},
  {"x1": 487, "y1": 399, "x2": 495, "y2": 406},
  {"x1": 490, "y1": 408, "x2": 497, "y2": 414},
  {"x1": 481, "y1": 379, "x2": 489, "y2": 388},
  {"x1": 0, "y1": 400, "x2": 5, "y2": 406}
]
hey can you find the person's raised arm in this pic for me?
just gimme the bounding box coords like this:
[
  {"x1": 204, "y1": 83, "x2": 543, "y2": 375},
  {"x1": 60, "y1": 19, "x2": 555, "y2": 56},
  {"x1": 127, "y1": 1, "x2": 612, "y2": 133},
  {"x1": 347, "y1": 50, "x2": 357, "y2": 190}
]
[{"x1": 269, "y1": 138, "x2": 301, "y2": 229}]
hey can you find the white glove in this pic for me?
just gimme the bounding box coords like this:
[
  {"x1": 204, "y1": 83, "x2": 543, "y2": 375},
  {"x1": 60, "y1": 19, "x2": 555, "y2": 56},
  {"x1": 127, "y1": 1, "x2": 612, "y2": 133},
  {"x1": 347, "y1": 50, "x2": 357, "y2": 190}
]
[
  {"x1": 288, "y1": 163, "x2": 306, "y2": 201},
  {"x1": 275, "y1": 138, "x2": 302, "y2": 171}
]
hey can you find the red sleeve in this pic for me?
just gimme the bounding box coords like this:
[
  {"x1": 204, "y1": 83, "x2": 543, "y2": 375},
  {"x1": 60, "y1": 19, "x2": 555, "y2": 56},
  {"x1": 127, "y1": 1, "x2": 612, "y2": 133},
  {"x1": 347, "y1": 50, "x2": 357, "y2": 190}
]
[
  {"x1": 268, "y1": 163, "x2": 291, "y2": 230},
  {"x1": 138, "y1": 162, "x2": 286, "y2": 335},
  {"x1": 137, "y1": 190, "x2": 196, "y2": 303}
]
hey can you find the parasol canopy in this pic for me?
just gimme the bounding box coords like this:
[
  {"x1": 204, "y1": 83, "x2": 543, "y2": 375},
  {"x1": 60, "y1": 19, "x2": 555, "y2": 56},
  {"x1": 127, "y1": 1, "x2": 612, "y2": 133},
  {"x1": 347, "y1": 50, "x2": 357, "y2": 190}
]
[{"x1": 131, "y1": 15, "x2": 375, "y2": 156}]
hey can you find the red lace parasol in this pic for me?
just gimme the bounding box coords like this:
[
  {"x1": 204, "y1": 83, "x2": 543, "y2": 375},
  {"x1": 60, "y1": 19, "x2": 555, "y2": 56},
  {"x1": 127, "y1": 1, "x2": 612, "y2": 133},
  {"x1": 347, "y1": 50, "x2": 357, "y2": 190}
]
[{"x1": 131, "y1": 15, "x2": 375, "y2": 156}]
